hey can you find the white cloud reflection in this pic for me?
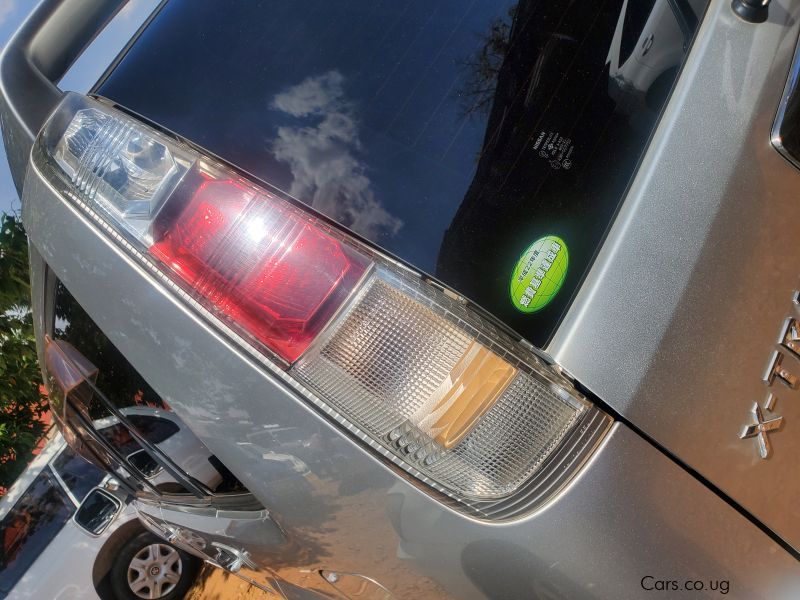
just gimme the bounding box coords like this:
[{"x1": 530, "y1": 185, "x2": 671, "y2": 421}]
[{"x1": 271, "y1": 71, "x2": 402, "y2": 239}]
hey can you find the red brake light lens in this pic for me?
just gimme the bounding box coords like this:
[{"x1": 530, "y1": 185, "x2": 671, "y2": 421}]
[{"x1": 151, "y1": 174, "x2": 370, "y2": 362}]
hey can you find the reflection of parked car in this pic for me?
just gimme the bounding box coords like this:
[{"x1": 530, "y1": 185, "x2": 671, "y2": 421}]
[
  {"x1": 0, "y1": 409, "x2": 210, "y2": 600},
  {"x1": 607, "y1": 0, "x2": 707, "y2": 102},
  {"x1": 95, "y1": 407, "x2": 224, "y2": 495},
  {"x1": 0, "y1": 406, "x2": 222, "y2": 598}
]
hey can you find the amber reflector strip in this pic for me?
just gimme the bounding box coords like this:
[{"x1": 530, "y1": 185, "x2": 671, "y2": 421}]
[{"x1": 415, "y1": 341, "x2": 516, "y2": 448}]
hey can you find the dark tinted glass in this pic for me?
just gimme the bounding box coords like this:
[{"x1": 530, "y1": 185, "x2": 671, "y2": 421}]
[
  {"x1": 51, "y1": 446, "x2": 105, "y2": 502},
  {"x1": 99, "y1": 418, "x2": 179, "y2": 457},
  {"x1": 73, "y1": 489, "x2": 120, "y2": 535},
  {"x1": 0, "y1": 471, "x2": 72, "y2": 594},
  {"x1": 127, "y1": 450, "x2": 162, "y2": 479},
  {"x1": 127, "y1": 415, "x2": 180, "y2": 444},
  {"x1": 98, "y1": 0, "x2": 707, "y2": 346}
]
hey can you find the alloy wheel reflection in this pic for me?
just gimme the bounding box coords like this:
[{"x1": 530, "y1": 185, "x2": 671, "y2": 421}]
[{"x1": 127, "y1": 543, "x2": 183, "y2": 599}]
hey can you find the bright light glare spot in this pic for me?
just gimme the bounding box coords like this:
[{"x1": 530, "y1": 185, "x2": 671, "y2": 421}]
[{"x1": 245, "y1": 217, "x2": 268, "y2": 243}]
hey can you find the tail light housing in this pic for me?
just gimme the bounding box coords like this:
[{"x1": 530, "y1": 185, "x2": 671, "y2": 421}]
[{"x1": 34, "y1": 94, "x2": 609, "y2": 512}]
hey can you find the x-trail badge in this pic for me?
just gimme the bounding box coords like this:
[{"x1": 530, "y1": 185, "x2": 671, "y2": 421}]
[
  {"x1": 740, "y1": 400, "x2": 783, "y2": 459},
  {"x1": 740, "y1": 292, "x2": 799, "y2": 459}
]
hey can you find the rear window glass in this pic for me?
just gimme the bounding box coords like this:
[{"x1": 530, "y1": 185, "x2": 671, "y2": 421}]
[
  {"x1": 0, "y1": 471, "x2": 72, "y2": 594},
  {"x1": 98, "y1": 0, "x2": 707, "y2": 346}
]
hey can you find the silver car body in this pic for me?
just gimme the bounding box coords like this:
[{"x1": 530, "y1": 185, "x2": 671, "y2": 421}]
[{"x1": 4, "y1": 0, "x2": 800, "y2": 598}]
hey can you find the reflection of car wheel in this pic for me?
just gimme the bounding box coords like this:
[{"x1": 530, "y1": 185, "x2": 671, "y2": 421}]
[{"x1": 110, "y1": 531, "x2": 201, "y2": 600}]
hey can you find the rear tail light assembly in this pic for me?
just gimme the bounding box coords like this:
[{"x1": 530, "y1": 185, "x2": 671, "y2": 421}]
[{"x1": 34, "y1": 94, "x2": 610, "y2": 515}]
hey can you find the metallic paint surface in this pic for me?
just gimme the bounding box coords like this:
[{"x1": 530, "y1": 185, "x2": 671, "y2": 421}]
[
  {"x1": 22, "y1": 158, "x2": 800, "y2": 598},
  {"x1": 549, "y1": 0, "x2": 800, "y2": 552}
]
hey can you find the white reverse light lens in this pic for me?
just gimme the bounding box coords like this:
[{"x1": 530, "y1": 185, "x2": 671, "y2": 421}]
[{"x1": 53, "y1": 107, "x2": 193, "y2": 241}]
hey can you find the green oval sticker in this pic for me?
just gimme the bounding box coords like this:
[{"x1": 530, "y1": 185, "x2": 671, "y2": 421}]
[{"x1": 509, "y1": 235, "x2": 568, "y2": 313}]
